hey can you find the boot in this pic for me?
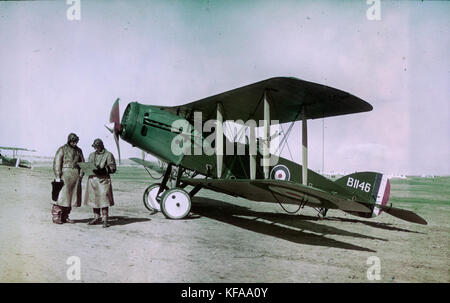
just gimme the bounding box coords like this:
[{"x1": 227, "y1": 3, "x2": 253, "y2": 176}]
[
  {"x1": 61, "y1": 207, "x2": 74, "y2": 224},
  {"x1": 88, "y1": 208, "x2": 102, "y2": 225},
  {"x1": 52, "y1": 205, "x2": 63, "y2": 224},
  {"x1": 102, "y1": 207, "x2": 110, "y2": 228}
]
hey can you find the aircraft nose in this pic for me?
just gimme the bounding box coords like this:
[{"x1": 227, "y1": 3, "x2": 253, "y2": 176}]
[{"x1": 120, "y1": 102, "x2": 134, "y2": 139}]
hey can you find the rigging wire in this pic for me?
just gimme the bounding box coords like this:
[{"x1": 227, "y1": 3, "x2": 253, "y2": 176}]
[
  {"x1": 144, "y1": 166, "x2": 163, "y2": 180},
  {"x1": 276, "y1": 109, "x2": 301, "y2": 162},
  {"x1": 279, "y1": 123, "x2": 295, "y2": 161},
  {"x1": 322, "y1": 113, "x2": 325, "y2": 174},
  {"x1": 270, "y1": 191, "x2": 302, "y2": 214}
]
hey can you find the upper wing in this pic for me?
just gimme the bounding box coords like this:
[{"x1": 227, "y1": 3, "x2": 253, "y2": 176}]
[
  {"x1": 0, "y1": 146, "x2": 36, "y2": 152},
  {"x1": 161, "y1": 77, "x2": 372, "y2": 123},
  {"x1": 182, "y1": 178, "x2": 371, "y2": 213}
]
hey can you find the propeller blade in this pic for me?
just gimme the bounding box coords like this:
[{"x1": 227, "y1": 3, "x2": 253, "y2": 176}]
[
  {"x1": 114, "y1": 130, "x2": 121, "y2": 164},
  {"x1": 104, "y1": 123, "x2": 115, "y2": 134},
  {"x1": 109, "y1": 98, "x2": 121, "y2": 164}
]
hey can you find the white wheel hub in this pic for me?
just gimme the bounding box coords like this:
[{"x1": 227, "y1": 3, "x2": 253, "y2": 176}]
[{"x1": 161, "y1": 188, "x2": 191, "y2": 219}]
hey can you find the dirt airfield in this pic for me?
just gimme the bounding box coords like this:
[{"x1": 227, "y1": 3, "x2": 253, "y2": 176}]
[{"x1": 0, "y1": 165, "x2": 448, "y2": 283}]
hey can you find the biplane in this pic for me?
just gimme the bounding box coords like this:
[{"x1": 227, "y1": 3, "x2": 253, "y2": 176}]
[
  {"x1": 105, "y1": 77, "x2": 427, "y2": 225},
  {"x1": 0, "y1": 146, "x2": 36, "y2": 169}
]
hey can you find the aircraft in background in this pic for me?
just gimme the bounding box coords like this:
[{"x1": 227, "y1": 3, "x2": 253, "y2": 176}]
[
  {"x1": 0, "y1": 146, "x2": 36, "y2": 169},
  {"x1": 105, "y1": 77, "x2": 427, "y2": 225}
]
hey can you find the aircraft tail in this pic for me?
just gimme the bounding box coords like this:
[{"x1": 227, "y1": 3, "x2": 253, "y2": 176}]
[
  {"x1": 335, "y1": 172, "x2": 390, "y2": 218},
  {"x1": 335, "y1": 172, "x2": 427, "y2": 224}
]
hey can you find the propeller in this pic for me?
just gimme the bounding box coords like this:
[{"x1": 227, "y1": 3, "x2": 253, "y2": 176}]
[{"x1": 105, "y1": 98, "x2": 121, "y2": 164}]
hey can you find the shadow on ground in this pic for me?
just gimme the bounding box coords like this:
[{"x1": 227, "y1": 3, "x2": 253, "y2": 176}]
[
  {"x1": 191, "y1": 197, "x2": 386, "y2": 252},
  {"x1": 325, "y1": 217, "x2": 424, "y2": 234},
  {"x1": 73, "y1": 216, "x2": 150, "y2": 226}
]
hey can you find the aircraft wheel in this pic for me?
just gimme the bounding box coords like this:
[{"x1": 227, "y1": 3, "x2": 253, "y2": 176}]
[
  {"x1": 143, "y1": 183, "x2": 168, "y2": 212},
  {"x1": 160, "y1": 188, "x2": 191, "y2": 219}
]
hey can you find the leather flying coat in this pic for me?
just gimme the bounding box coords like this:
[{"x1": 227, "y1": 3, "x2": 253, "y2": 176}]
[
  {"x1": 84, "y1": 149, "x2": 116, "y2": 208},
  {"x1": 52, "y1": 144, "x2": 85, "y2": 207}
]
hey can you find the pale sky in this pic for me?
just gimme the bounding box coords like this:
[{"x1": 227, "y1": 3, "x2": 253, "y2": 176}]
[{"x1": 0, "y1": 0, "x2": 449, "y2": 175}]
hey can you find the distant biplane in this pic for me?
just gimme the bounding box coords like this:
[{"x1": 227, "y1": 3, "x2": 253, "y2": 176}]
[
  {"x1": 105, "y1": 77, "x2": 427, "y2": 225},
  {"x1": 0, "y1": 146, "x2": 36, "y2": 169}
]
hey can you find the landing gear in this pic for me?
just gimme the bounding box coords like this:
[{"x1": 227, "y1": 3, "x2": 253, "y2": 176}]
[
  {"x1": 317, "y1": 208, "x2": 328, "y2": 220},
  {"x1": 143, "y1": 163, "x2": 173, "y2": 213},
  {"x1": 142, "y1": 163, "x2": 197, "y2": 219},
  {"x1": 160, "y1": 188, "x2": 192, "y2": 219},
  {"x1": 143, "y1": 183, "x2": 168, "y2": 212}
]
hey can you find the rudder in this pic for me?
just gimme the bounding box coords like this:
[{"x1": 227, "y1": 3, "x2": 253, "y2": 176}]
[{"x1": 335, "y1": 172, "x2": 390, "y2": 218}]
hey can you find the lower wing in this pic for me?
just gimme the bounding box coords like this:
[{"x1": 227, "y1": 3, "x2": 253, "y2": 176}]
[
  {"x1": 181, "y1": 178, "x2": 372, "y2": 213},
  {"x1": 129, "y1": 157, "x2": 165, "y2": 173}
]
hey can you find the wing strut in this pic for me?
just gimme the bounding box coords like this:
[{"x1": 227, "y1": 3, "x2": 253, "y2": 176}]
[
  {"x1": 302, "y1": 105, "x2": 308, "y2": 185},
  {"x1": 249, "y1": 123, "x2": 256, "y2": 180},
  {"x1": 216, "y1": 102, "x2": 223, "y2": 178},
  {"x1": 263, "y1": 90, "x2": 270, "y2": 179}
]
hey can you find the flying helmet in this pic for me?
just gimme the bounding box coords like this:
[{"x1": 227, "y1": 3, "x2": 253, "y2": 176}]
[
  {"x1": 67, "y1": 133, "x2": 79, "y2": 144},
  {"x1": 92, "y1": 138, "x2": 104, "y2": 149}
]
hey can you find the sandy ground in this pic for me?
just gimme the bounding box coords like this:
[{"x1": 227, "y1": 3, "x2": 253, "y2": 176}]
[{"x1": 0, "y1": 165, "x2": 448, "y2": 283}]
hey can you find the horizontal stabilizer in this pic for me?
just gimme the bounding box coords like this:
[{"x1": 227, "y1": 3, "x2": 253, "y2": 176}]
[{"x1": 375, "y1": 204, "x2": 428, "y2": 225}]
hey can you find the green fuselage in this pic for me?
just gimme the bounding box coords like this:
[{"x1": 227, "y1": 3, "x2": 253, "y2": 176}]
[{"x1": 119, "y1": 102, "x2": 353, "y2": 196}]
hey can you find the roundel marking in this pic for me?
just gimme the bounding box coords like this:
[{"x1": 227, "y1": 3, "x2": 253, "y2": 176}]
[{"x1": 270, "y1": 165, "x2": 291, "y2": 181}]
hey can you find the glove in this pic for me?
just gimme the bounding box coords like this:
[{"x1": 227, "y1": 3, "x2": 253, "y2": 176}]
[{"x1": 93, "y1": 167, "x2": 107, "y2": 175}]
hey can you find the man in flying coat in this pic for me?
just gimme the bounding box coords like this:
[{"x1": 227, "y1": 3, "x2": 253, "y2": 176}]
[
  {"x1": 84, "y1": 138, "x2": 117, "y2": 228},
  {"x1": 52, "y1": 133, "x2": 85, "y2": 224}
]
